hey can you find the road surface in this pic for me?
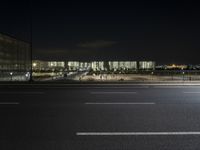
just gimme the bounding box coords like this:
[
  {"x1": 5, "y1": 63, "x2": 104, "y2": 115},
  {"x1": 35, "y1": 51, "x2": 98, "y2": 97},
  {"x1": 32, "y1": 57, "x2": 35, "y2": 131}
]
[{"x1": 1, "y1": 84, "x2": 200, "y2": 149}]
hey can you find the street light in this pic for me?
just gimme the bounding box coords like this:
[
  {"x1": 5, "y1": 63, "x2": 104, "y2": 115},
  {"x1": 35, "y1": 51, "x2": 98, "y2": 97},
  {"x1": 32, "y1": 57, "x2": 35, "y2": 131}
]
[
  {"x1": 33, "y1": 63, "x2": 37, "y2": 67},
  {"x1": 151, "y1": 72, "x2": 154, "y2": 80},
  {"x1": 25, "y1": 72, "x2": 30, "y2": 80},
  {"x1": 10, "y1": 72, "x2": 13, "y2": 81},
  {"x1": 182, "y1": 71, "x2": 185, "y2": 81}
]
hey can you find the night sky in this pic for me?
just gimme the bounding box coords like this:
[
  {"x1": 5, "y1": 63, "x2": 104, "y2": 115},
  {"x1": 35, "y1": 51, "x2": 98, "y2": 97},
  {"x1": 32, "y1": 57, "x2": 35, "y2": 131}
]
[{"x1": 0, "y1": 0, "x2": 200, "y2": 64}]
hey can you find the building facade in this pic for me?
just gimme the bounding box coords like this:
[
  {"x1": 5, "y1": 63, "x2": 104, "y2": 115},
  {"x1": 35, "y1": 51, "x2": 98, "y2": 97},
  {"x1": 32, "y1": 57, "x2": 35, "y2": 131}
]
[
  {"x1": 91, "y1": 61, "x2": 104, "y2": 71},
  {"x1": 0, "y1": 33, "x2": 30, "y2": 72},
  {"x1": 139, "y1": 61, "x2": 155, "y2": 70},
  {"x1": 109, "y1": 61, "x2": 137, "y2": 70},
  {"x1": 67, "y1": 61, "x2": 80, "y2": 71},
  {"x1": 33, "y1": 60, "x2": 65, "y2": 71},
  {"x1": 33, "y1": 60, "x2": 155, "y2": 71}
]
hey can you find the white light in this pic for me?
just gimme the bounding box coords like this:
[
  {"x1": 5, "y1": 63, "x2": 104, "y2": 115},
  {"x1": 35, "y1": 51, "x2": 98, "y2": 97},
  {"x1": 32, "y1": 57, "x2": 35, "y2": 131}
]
[
  {"x1": 10, "y1": 72, "x2": 13, "y2": 75},
  {"x1": 25, "y1": 72, "x2": 29, "y2": 77},
  {"x1": 33, "y1": 63, "x2": 37, "y2": 67}
]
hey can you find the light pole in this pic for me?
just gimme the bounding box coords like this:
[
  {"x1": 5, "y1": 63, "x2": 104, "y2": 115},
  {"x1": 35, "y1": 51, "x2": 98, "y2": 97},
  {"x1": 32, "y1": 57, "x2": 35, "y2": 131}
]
[
  {"x1": 10, "y1": 72, "x2": 13, "y2": 81},
  {"x1": 29, "y1": 0, "x2": 33, "y2": 82},
  {"x1": 182, "y1": 71, "x2": 185, "y2": 81},
  {"x1": 151, "y1": 71, "x2": 154, "y2": 81}
]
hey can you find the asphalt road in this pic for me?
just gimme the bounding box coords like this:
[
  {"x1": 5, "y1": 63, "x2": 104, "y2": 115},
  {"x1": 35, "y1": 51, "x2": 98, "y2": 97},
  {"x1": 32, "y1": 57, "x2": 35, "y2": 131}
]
[{"x1": 1, "y1": 84, "x2": 200, "y2": 149}]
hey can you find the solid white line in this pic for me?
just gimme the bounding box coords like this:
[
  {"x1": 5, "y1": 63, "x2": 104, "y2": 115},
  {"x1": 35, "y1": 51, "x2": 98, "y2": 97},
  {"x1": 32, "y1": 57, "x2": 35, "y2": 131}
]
[
  {"x1": 76, "y1": 132, "x2": 200, "y2": 136},
  {"x1": 2, "y1": 83, "x2": 200, "y2": 86},
  {"x1": 85, "y1": 102, "x2": 155, "y2": 105},
  {"x1": 183, "y1": 92, "x2": 200, "y2": 94},
  {"x1": 153, "y1": 86, "x2": 195, "y2": 88},
  {"x1": 0, "y1": 92, "x2": 44, "y2": 94},
  {"x1": 0, "y1": 102, "x2": 19, "y2": 105},
  {"x1": 33, "y1": 86, "x2": 149, "y2": 89},
  {"x1": 91, "y1": 92, "x2": 137, "y2": 94}
]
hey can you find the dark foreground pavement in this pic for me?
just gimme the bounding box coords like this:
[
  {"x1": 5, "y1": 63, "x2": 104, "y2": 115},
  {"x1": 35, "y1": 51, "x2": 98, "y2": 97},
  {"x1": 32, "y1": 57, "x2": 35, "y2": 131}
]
[{"x1": 1, "y1": 84, "x2": 200, "y2": 149}]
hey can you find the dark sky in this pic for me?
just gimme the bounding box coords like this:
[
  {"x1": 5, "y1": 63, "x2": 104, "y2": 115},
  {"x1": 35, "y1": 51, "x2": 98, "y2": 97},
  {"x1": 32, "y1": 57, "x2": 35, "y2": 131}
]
[{"x1": 0, "y1": 0, "x2": 200, "y2": 64}]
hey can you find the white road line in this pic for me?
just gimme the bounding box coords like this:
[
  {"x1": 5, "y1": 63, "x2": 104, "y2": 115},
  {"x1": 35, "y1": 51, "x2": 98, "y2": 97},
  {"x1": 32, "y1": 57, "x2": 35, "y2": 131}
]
[
  {"x1": 51, "y1": 86, "x2": 148, "y2": 89},
  {"x1": 2, "y1": 83, "x2": 200, "y2": 86},
  {"x1": 85, "y1": 102, "x2": 155, "y2": 105},
  {"x1": 0, "y1": 102, "x2": 19, "y2": 105},
  {"x1": 154, "y1": 86, "x2": 194, "y2": 88},
  {"x1": 90, "y1": 92, "x2": 137, "y2": 94},
  {"x1": 0, "y1": 92, "x2": 44, "y2": 94},
  {"x1": 76, "y1": 132, "x2": 200, "y2": 136},
  {"x1": 183, "y1": 92, "x2": 200, "y2": 94}
]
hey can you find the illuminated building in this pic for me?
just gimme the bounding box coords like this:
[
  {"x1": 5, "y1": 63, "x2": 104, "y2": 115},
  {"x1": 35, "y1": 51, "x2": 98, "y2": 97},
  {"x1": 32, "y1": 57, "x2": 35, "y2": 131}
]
[
  {"x1": 91, "y1": 61, "x2": 104, "y2": 71},
  {"x1": 79, "y1": 62, "x2": 91, "y2": 69},
  {"x1": 165, "y1": 64, "x2": 187, "y2": 70},
  {"x1": 139, "y1": 61, "x2": 155, "y2": 70},
  {"x1": 48, "y1": 61, "x2": 65, "y2": 68},
  {"x1": 0, "y1": 33, "x2": 30, "y2": 72},
  {"x1": 32, "y1": 60, "x2": 156, "y2": 71},
  {"x1": 33, "y1": 60, "x2": 65, "y2": 71},
  {"x1": 109, "y1": 61, "x2": 137, "y2": 70},
  {"x1": 32, "y1": 60, "x2": 49, "y2": 71},
  {"x1": 109, "y1": 61, "x2": 119, "y2": 70},
  {"x1": 68, "y1": 61, "x2": 79, "y2": 70}
]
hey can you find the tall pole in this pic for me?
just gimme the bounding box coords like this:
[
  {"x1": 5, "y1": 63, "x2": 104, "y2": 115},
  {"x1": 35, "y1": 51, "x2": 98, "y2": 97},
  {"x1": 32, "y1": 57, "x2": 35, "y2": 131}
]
[{"x1": 29, "y1": 0, "x2": 33, "y2": 82}]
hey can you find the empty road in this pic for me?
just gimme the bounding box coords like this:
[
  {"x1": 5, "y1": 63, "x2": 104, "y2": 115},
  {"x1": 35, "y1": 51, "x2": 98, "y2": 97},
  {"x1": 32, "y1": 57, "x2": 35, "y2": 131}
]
[{"x1": 1, "y1": 84, "x2": 200, "y2": 149}]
